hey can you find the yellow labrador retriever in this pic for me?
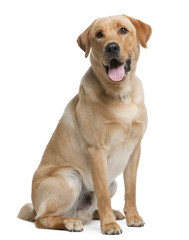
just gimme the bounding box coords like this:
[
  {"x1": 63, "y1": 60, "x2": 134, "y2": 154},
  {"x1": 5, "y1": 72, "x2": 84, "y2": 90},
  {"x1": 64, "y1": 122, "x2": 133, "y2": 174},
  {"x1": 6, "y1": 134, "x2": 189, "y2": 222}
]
[{"x1": 18, "y1": 14, "x2": 152, "y2": 235}]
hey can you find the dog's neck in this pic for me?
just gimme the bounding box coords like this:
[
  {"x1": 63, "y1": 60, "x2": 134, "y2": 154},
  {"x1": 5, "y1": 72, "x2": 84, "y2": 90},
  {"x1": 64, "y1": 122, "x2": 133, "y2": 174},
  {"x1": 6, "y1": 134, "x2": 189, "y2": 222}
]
[
  {"x1": 81, "y1": 66, "x2": 137, "y2": 105},
  {"x1": 90, "y1": 68, "x2": 136, "y2": 103}
]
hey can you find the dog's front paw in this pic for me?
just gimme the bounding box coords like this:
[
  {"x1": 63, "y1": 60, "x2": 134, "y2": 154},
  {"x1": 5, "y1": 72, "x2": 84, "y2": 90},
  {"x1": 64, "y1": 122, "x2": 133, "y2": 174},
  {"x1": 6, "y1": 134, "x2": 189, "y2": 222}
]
[
  {"x1": 126, "y1": 212, "x2": 145, "y2": 227},
  {"x1": 101, "y1": 222, "x2": 122, "y2": 235}
]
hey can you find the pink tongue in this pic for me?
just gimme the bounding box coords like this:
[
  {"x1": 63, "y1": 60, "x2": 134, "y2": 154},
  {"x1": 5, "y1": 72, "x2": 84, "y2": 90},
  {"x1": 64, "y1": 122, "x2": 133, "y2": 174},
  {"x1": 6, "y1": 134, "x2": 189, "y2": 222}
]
[{"x1": 108, "y1": 63, "x2": 125, "y2": 81}]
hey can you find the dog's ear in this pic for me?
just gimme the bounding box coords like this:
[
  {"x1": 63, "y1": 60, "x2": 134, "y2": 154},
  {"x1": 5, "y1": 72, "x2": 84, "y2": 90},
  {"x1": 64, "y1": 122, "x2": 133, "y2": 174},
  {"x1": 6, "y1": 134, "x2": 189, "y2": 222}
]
[
  {"x1": 125, "y1": 15, "x2": 152, "y2": 48},
  {"x1": 77, "y1": 21, "x2": 95, "y2": 58}
]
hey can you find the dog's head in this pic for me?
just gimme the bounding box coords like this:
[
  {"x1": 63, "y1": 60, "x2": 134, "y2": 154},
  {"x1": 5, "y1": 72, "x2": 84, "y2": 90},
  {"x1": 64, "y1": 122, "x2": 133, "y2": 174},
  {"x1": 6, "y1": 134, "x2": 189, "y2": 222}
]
[{"x1": 77, "y1": 15, "x2": 152, "y2": 84}]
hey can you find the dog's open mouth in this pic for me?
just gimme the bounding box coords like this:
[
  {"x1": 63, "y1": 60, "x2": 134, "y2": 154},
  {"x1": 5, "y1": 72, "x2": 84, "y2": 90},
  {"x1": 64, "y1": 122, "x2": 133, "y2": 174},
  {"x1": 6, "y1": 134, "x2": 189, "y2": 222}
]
[{"x1": 104, "y1": 58, "x2": 131, "y2": 82}]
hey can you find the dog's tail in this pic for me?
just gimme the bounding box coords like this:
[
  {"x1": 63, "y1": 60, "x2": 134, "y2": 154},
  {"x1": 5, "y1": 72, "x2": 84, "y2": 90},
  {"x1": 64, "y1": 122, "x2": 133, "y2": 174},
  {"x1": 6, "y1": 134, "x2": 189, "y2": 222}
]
[{"x1": 17, "y1": 203, "x2": 36, "y2": 222}]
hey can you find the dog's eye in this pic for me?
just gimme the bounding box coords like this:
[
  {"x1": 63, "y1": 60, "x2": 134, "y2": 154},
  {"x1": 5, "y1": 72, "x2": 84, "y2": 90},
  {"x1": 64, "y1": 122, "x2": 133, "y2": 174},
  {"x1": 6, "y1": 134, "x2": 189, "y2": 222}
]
[
  {"x1": 96, "y1": 31, "x2": 104, "y2": 38},
  {"x1": 119, "y1": 28, "x2": 128, "y2": 34}
]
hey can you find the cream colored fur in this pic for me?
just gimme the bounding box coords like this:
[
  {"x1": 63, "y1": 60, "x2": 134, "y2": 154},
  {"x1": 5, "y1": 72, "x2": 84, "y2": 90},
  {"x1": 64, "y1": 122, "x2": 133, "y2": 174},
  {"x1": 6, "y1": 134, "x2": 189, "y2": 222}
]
[{"x1": 18, "y1": 14, "x2": 152, "y2": 234}]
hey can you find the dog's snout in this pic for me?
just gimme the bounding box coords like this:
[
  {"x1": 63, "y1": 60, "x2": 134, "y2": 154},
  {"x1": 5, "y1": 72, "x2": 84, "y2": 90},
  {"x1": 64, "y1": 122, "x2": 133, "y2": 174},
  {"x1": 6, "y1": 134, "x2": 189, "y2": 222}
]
[{"x1": 105, "y1": 42, "x2": 120, "y2": 57}]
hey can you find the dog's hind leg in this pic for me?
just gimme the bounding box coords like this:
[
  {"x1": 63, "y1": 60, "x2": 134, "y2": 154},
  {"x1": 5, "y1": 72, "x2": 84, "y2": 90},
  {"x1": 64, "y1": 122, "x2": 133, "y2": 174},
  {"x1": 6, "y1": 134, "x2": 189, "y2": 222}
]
[
  {"x1": 35, "y1": 216, "x2": 83, "y2": 231},
  {"x1": 33, "y1": 168, "x2": 83, "y2": 231}
]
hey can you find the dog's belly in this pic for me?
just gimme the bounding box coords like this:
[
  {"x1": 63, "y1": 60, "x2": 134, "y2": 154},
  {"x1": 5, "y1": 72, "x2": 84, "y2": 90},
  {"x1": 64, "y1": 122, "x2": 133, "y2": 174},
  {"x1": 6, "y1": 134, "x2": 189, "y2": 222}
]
[{"x1": 106, "y1": 141, "x2": 135, "y2": 184}]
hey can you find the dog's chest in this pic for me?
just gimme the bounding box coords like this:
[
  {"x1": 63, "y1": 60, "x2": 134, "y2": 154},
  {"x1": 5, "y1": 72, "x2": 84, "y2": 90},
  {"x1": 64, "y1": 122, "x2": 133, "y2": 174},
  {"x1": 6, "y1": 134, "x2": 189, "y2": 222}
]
[
  {"x1": 106, "y1": 103, "x2": 142, "y2": 183},
  {"x1": 106, "y1": 127, "x2": 137, "y2": 183}
]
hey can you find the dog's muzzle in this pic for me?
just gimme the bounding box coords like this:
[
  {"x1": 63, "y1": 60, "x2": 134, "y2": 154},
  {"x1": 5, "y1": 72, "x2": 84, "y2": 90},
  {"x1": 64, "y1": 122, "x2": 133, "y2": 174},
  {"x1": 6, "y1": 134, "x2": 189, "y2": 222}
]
[{"x1": 104, "y1": 42, "x2": 131, "y2": 82}]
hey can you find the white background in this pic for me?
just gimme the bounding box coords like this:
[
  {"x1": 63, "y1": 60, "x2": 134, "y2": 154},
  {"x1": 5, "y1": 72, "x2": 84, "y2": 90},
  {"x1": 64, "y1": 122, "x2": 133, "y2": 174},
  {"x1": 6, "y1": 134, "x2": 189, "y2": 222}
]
[{"x1": 0, "y1": 0, "x2": 189, "y2": 239}]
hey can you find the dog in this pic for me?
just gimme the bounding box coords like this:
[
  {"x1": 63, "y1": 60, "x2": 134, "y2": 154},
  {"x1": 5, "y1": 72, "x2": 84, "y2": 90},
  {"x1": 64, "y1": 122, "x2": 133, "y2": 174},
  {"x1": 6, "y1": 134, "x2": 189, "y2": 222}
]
[{"x1": 18, "y1": 14, "x2": 152, "y2": 235}]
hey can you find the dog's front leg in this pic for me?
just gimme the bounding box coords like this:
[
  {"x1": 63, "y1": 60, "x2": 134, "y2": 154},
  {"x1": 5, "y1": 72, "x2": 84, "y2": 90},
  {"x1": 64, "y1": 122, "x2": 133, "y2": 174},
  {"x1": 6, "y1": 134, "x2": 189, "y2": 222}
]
[
  {"x1": 88, "y1": 147, "x2": 122, "y2": 235},
  {"x1": 123, "y1": 144, "x2": 145, "y2": 227}
]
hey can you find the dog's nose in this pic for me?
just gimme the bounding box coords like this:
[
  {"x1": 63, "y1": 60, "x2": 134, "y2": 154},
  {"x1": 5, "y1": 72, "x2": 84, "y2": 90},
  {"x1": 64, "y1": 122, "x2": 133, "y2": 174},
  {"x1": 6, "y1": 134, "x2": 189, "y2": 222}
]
[{"x1": 105, "y1": 42, "x2": 120, "y2": 57}]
